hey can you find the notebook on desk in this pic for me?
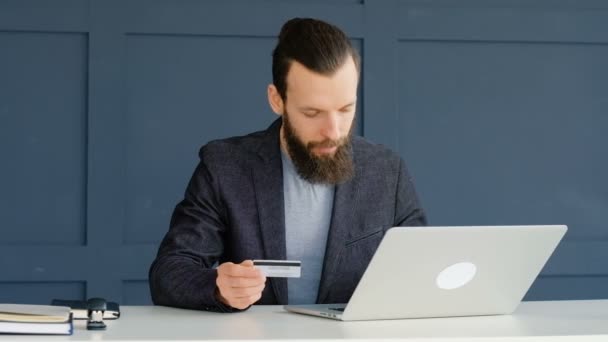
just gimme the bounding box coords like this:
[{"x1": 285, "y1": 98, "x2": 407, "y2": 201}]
[
  {"x1": 284, "y1": 225, "x2": 567, "y2": 321},
  {"x1": 0, "y1": 304, "x2": 72, "y2": 335}
]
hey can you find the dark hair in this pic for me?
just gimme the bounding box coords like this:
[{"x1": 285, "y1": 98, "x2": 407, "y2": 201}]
[{"x1": 272, "y1": 18, "x2": 360, "y2": 101}]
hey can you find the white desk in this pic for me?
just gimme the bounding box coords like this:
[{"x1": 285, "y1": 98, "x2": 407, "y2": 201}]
[{"x1": 2, "y1": 300, "x2": 608, "y2": 341}]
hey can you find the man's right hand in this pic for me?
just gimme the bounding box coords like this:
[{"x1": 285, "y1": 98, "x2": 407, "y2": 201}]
[{"x1": 216, "y1": 260, "x2": 267, "y2": 310}]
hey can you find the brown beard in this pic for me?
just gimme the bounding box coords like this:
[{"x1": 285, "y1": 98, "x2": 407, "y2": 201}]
[{"x1": 282, "y1": 112, "x2": 354, "y2": 185}]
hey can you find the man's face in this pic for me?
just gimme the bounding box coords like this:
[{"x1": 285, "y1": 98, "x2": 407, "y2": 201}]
[{"x1": 279, "y1": 57, "x2": 359, "y2": 184}]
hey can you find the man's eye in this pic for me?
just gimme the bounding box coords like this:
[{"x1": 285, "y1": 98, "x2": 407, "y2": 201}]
[{"x1": 303, "y1": 111, "x2": 319, "y2": 117}]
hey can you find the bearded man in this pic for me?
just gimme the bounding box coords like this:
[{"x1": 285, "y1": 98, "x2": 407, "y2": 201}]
[{"x1": 149, "y1": 18, "x2": 427, "y2": 312}]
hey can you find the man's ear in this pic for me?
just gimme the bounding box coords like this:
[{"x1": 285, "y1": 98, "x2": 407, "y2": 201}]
[{"x1": 267, "y1": 84, "x2": 284, "y2": 116}]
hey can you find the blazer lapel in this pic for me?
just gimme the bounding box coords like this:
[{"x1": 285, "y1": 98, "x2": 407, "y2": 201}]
[
  {"x1": 316, "y1": 154, "x2": 360, "y2": 303},
  {"x1": 252, "y1": 119, "x2": 288, "y2": 304}
]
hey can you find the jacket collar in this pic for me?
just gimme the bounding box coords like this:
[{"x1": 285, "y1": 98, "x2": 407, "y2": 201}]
[{"x1": 252, "y1": 119, "x2": 288, "y2": 303}]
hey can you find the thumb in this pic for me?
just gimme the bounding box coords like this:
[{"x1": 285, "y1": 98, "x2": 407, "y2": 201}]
[{"x1": 240, "y1": 259, "x2": 254, "y2": 267}]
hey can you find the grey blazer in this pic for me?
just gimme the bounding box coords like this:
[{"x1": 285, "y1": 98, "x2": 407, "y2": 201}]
[{"x1": 149, "y1": 119, "x2": 427, "y2": 312}]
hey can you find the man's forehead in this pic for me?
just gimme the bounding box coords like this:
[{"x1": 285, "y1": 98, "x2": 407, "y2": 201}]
[{"x1": 285, "y1": 59, "x2": 359, "y2": 103}]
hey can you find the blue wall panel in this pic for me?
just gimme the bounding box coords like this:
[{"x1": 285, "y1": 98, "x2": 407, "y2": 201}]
[
  {"x1": 525, "y1": 276, "x2": 608, "y2": 300},
  {"x1": 122, "y1": 280, "x2": 151, "y2": 305},
  {"x1": 1, "y1": 0, "x2": 607, "y2": 305},
  {"x1": 397, "y1": 41, "x2": 608, "y2": 229},
  {"x1": 0, "y1": 282, "x2": 85, "y2": 304},
  {"x1": 0, "y1": 31, "x2": 87, "y2": 245}
]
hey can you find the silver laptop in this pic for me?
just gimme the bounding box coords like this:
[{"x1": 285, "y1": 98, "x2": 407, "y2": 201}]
[{"x1": 284, "y1": 225, "x2": 567, "y2": 321}]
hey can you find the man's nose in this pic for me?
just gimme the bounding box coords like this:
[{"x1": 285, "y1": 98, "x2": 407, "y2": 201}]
[{"x1": 321, "y1": 113, "x2": 341, "y2": 141}]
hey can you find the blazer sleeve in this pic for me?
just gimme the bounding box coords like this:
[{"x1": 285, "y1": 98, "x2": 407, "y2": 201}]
[
  {"x1": 394, "y1": 158, "x2": 428, "y2": 227},
  {"x1": 148, "y1": 156, "x2": 239, "y2": 312}
]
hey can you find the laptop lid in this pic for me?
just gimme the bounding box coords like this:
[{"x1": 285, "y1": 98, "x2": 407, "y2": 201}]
[{"x1": 286, "y1": 225, "x2": 566, "y2": 321}]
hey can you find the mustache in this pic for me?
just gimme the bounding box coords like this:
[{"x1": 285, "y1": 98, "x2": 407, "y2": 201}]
[{"x1": 307, "y1": 137, "x2": 348, "y2": 150}]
